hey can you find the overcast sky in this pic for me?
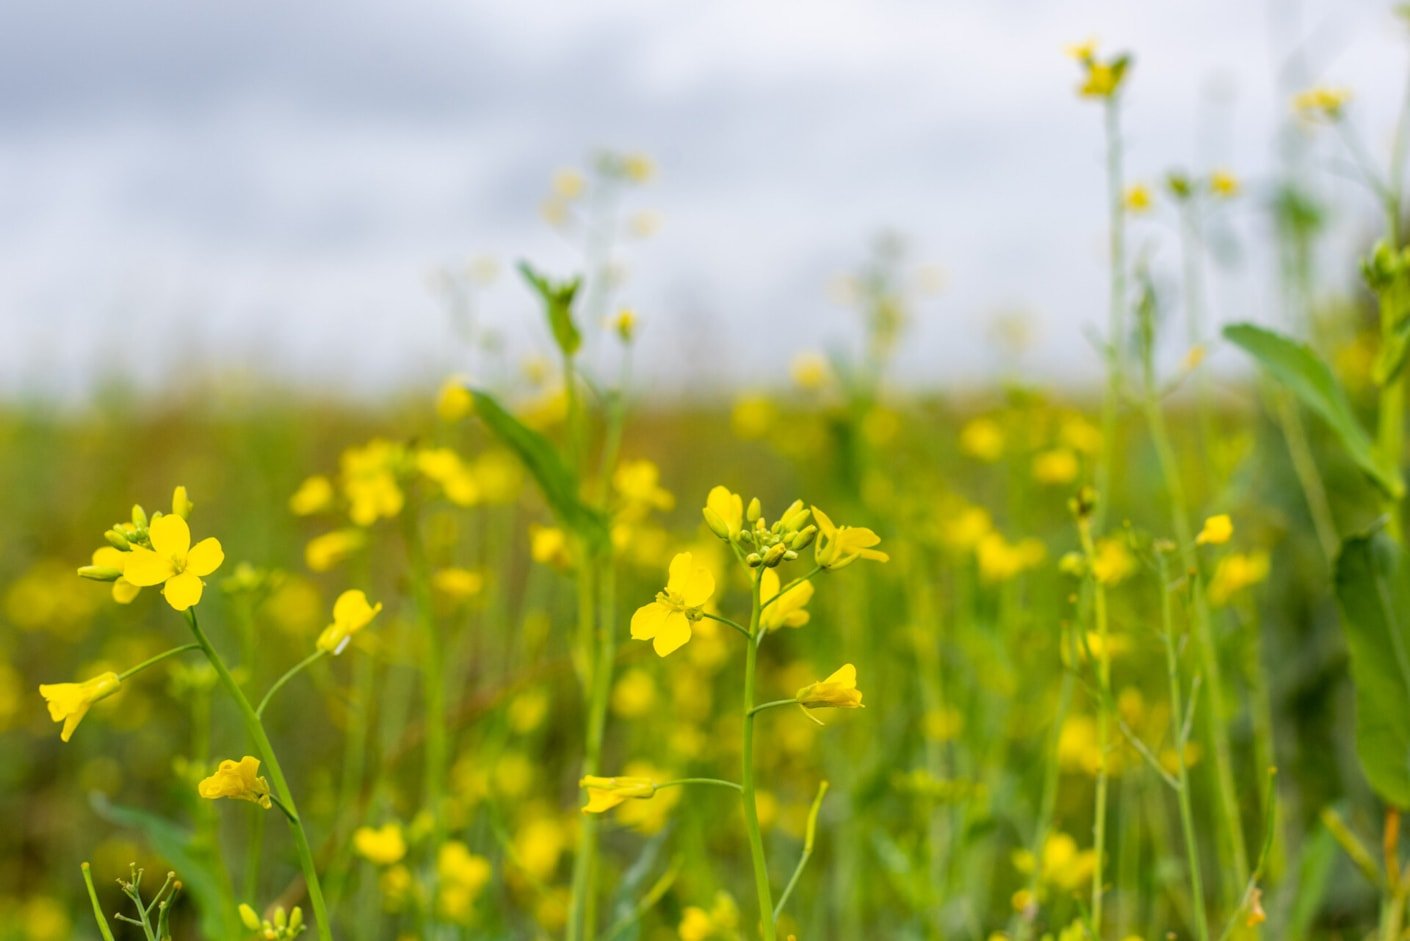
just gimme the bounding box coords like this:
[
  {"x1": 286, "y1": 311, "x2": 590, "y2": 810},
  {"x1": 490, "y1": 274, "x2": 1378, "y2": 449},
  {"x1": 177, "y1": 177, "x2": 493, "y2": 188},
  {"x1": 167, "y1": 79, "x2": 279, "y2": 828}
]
[{"x1": 1, "y1": 0, "x2": 1405, "y2": 402}]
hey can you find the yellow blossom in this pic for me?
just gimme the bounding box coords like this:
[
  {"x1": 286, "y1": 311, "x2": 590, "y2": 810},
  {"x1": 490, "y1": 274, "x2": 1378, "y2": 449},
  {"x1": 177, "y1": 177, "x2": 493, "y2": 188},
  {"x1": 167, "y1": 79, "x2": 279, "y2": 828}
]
[
  {"x1": 433, "y1": 567, "x2": 484, "y2": 600},
  {"x1": 515, "y1": 815, "x2": 567, "y2": 880},
  {"x1": 630, "y1": 552, "x2": 715, "y2": 656},
  {"x1": 1294, "y1": 86, "x2": 1351, "y2": 120},
  {"x1": 317, "y1": 589, "x2": 383, "y2": 655},
  {"x1": 791, "y1": 352, "x2": 829, "y2": 390},
  {"x1": 354, "y1": 823, "x2": 407, "y2": 865},
  {"x1": 1208, "y1": 551, "x2": 1270, "y2": 605},
  {"x1": 340, "y1": 439, "x2": 405, "y2": 526},
  {"x1": 622, "y1": 153, "x2": 655, "y2": 183},
  {"x1": 960, "y1": 417, "x2": 1005, "y2": 462},
  {"x1": 530, "y1": 524, "x2": 573, "y2": 569},
  {"x1": 613, "y1": 308, "x2": 636, "y2": 342},
  {"x1": 614, "y1": 459, "x2": 674, "y2": 513},
  {"x1": 611, "y1": 668, "x2": 658, "y2": 718},
  {"x1": 812, "y1": 507, "x2": 888, "y2": 570},
  {"x1": 289, "y1": 475, "x2": 335, "y2": 516},
  {"x1": 679, "y1": 891, "x2": 739, "y2": 940},
  {"x1": 1196, "y1": 513, "x2": 1234, "y2": 545},
  {"x1": 579, "y1": 775, "x2": 656, "y2": 813},
  {"x1": 416, "y1": 448, "x2": 480, "y2": 506},
  {"x1": 796, "y1": 663, "x2": 864, "y2": 710},
  {"x1": 38, "y1": 671, "x2": 121, "y2": 742},
  {"x1": 123, "y1": 514, "x2": 224, "y2": 611},
  {"x1": 703, "y1": 485, "x2": 745, "y2": 541},
  {"x1": 731, "y1": 395, "x2": 777, "y2": 439},
  {"x1": 306, "y1": 528, "x2": 367, "y2": 572},
  {"x1": 89, "y1": 546, "x2": 140, "y2": 604},
  {"x1": 759, "y1": 567, "x2": 814, "y2": 631},
  {"x1": 1091, "y1": 536, "x2": 1136, "y2": 585},
  {"x1": 436, "y1": 377, "x2": 475, "y2": 422},
  {"x1": 1077, "y1": 54, "x2": 1130, "y2": 98},
  {"x1": 1032, "y1": 448, "x2": 1079, "y2": 485},
  {"x1": 1124, "y1": 184, "x2": 1153, "y2": 213},
  {"x1": 552, "y1": 168, "x2": 585, "y2": 199},
  {"x1": 437, "y1": 841, "x2": 492, "y2": 923},
  {"x1": 198, "y1": 756, "x2": 272, "y2": 810},
  {"x1": 1210, "y1": 169, "x2": 1240, "y2": 198}
]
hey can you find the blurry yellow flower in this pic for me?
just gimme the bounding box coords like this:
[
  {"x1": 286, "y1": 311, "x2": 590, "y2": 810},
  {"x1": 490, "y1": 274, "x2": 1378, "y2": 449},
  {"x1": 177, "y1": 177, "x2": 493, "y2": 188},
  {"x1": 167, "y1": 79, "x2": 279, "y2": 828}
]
[
  {"x1": 1294, "y1": 86, "x2": 1350, "y2": 120},
  {"x1": 579, "y1": 775, "x2": 655, "y2": 813},
  {"x1": 703, "y1": 485, "x2": 745, "y2": 541},
  {"x1": 341, "y1": 439, "x2": 405, "y2": 526},
  {"x1": 289, "y1": 475, "x2": 335, "y2": 516},
  {"x1": 1196, "y1": 514, "x2": 1233, "y2": 545},
  {"x1": 923, "y1": 706, "x2": 963, "y2": 742},
  {"x1": 317, "y1": 589, "x2": 383, "y2": 655},
  {"x1": 1032, "y1": 449, "x2": 1079, "y2": 485},
  {"x1": 1124, "y1": 184, "x2": 1153, "y2": 213},
  {"x1": 977, "y1": 533, "x2": 1044, "y2": 582},
  {"x1": 759, "y1": 567, "x2": 814, "y2": 631},
  {"x1": 731, "y1": 395, "x2": 777, "y2": 439},
  {"x1": 1208, "y1": 551, "x2": 1270, "y2": 605},
  {"x1": 1210, "y1": 169, "x2": 1240, "y2": 198},
  {"x1": 198, "y1": 756, "x2": 272, "y2": 810},
  {"x1": 417, "y1": 447, "x2": 480, "y2": 506},
  {"x1": 1091, "y1": 536, "x2": 1136, "y2": 585},
  {"x1": 530, "y1": 524, "x2": 573, "y2": 569},
  {"x1": 1247, "y1": 887, "x2": 1266, "y2": 926},
  {"x1": 20, "y1": 897, "x2": 70, "y2": 941},
  {"x1": 306, "y1": 528, "x2": 366, "y2": 572},
  {"x1": 630, "y1": 552, "x2": 715, "y2": 656},
  {"x1": 436, "y1": 377, "x2": 475, "y2": 422},
  {"x1": 1065, "y1": 38, "x2": 1098, "y2": 61},
  {"x1": 622, "y1": 153, "x2": 655, "y2": 184},
  {"x1": 552, "y1": 168, "x2": 585, "y2": 199},
  {"x1": 1077, "y1": 56, "x2": 1130, "y2": 98},
  {"x1": 796, "y1": 663, "x2": 864, "y2": 710},
  {"x1": 1060, "y1": 414, "x2": 1103, "y2": 454},
  {"x1": 379, "y1": 865, "x2": 413, "y2": 912},
  {"x1": 39, "y1": 671, "x2": 120, "y2": 742},
  {"x1": 960, "y1": 417, "x2": 1005, "y2": 461},
  {"x1": 812, "y1": 507, "x2": 888, "y2": 570},
  {"x1": 614, "y1": 459, "x2": 674, "y2": 513},
  {"x1": 354, "y1": 823, "x2": 407, "y2": 865},
  {"x1": 88, "y1": 546, "x2": 140, "y2": 603},
  {"x1": 437, "y1": 842, "x2": 492, "y2": 923},
  {"x1": 611, "y1": 667, "x2": 658, "y2": 718},
  {"x1": 943, "y1": 505, "x2": 993, "y2": 551},
  {"x1": 679, "y1": 891, "x2": 739, "y2": 940},
  {"x1": 1015, "y1": 832, "x2": 1097, "y2": 893},
  {"x1": 433, "y1": 567, "x2": 484, "y2": 600},
  {"x1": 123, "y1": 514, "x2": 224, "y2": 611},
  {"x1": 507, "y1": 688, "x2": 550, "y2": 733},
  {"x1": 613, "y1": 308, "x2": 637, "y2": 341},
  {"x1": 791, "y1": 352, "x2": 829, "y2": 390},
  {"x1": 1183, "y1": 345, "x2": 1207, "y2": 371},
  {"x1": 515, "y1": 815, "x2": 567, "y2": 880}
]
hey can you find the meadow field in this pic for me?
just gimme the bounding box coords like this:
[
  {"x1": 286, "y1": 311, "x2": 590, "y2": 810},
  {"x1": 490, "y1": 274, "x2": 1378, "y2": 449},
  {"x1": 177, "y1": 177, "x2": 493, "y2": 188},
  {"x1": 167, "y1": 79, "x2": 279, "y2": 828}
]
[{"x1": 10, "y1": 17, "x2": 1410, "y2": 941}]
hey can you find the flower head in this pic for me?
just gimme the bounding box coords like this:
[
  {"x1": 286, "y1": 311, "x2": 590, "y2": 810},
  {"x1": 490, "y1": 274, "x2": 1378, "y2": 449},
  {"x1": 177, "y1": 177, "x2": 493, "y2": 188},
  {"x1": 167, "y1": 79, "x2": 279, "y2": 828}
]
[
  {"x1": 1196, "y1": 514, "x2": 1234, "y2": 546},
  {"x1": 39, "y1": 671, "x2": 121, "y2": 742},
  {"x1": 614, "y1": 460, "x2": 674, "y2": 514},
  {"x1": 1210, "y1": 170, "x2": 1240, "y2": 198},
  {"x1": 702, "y1": 485, "x2": 744, "y2": 541},
  {"x1": 354, "y1": 823, "x2": 407, "y2": 866},
  {"x1": 1123, "y1": 184, "x2": 1153, "y2": 214},
  {"x1": 1068, "y1": 42, "x2": 1131, "y2": 99},
  {"x1": 122, "y1": 514, "x2": 224, "y2": 611},
  {"x1": 198, "y1": 756, "x2": 272, "y2": 810},
  {"x1": 317, "y1": 589, "x2": 383, "y2": 655},
  {"x1": 759, "y1": 568, "x2": 814, "y2": 632},
  {"x1": 630, "y1": 552, "x2": 715, "y2": 656},
  {"x1": 796, "y1": 663, "x2": 864, "y2": 710},
  {"x1": 289, "y1": 475, "x2": 335, "y2": 516},
  {"x1": 812, "y1": 507, "x2": 889, "y2": 570},
  {"x1": 1294, "y1": 86, "x2": 1351, "y2": 120},
  {"x1": 579, "y1": 775, "x2": 656, "y2": 813}
]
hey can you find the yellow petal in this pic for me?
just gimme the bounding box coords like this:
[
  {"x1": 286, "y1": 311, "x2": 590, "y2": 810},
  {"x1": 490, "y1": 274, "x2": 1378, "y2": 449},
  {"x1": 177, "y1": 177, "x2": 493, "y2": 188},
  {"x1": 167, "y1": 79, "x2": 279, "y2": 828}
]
[
  {"x1": 333, "y1": 588, "x2": 371, "y2": 624},
  {"x1": 630, "y1": 602, "x2": 669, "y2": 640},
  {"x1": 92, "y1": 546, "x2": 127, "y2": 570},
  {"x1": 825, "y1": 663, "x2": 857, "y2": 688},
  {"x1": 122, "y1": 546, "x2": 175, "y2": 587},
  {"x1": 112, "y1": 579, "x2": 141, "y2": 604},
  {"x1": 148, "y1": 513, "x2": 191, "y2": 559},
  {"x1": 652, "y1": 611, "x2": 692, "y2": 657},
  {"x1": 679, "y1": 565, "x2": 715, "y2": 609},
  {"x1": 185, "y1": 537, "x2": 224, "y2": 577},
  {"x1": 164, "y1": 571, "x2": 204, "y2": 611},
  {"x1": 665, "y1": 552, "x2": 694, "y2": 594}
]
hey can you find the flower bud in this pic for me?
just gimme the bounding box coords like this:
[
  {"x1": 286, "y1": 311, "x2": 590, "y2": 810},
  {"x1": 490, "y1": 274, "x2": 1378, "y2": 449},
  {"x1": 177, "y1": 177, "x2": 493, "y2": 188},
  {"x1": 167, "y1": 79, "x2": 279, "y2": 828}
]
[
  {"x1": 702, "y1": 507, "x2": 732, "y2": 541},
  {"x1": 790, "y1": 525, "x2": 818, "y2": 551},
  {"x1": 762, "y1": 543, "x2": 788, "y2": 567},
  {"x1": 746, "y1": 552, "x2": 763, "y2": 567},
  {"x1": 746, "y1": 497, "x2": 762, "y2": 523},
  {"x1": 104, "y1": 528, "x2": 131, "y2": 550},
  {"x1": 239, "y1": 904, "x2": 262, "y2": 931},
  {"x1": 172, "y1": 485, "x2": 194, "y2": 520},
  {"x1": 77, "y1": 565, "x2": 122, "y2": 582},
  {"x1": 131, "y1": 504, "x2": 148, "y2": 528}
]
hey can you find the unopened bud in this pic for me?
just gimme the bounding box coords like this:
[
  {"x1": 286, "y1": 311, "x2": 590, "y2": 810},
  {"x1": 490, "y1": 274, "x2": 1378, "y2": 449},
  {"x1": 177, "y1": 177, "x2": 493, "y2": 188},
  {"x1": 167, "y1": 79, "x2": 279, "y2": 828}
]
[
  {"x1": 746, "y1": 497, "x2": 762, "y2": 523},
  {"x1": 104, "y1": 528, "x2": 131, "y2": 550},
  {"x1": 746, "y1": 552, "x2": 763, "y2": 567},
  {"x1": 239, "y1": 904, "x2": 262, "y2": 931},
  {"x1": 77, "y1": 565, "x2": 122, "y2": 582},
  {"x1": 131, "y1": 504, "x2": 148, "y2": 528},
  {"x1": 790, "y1": 525, "x2": 818, "y2": 550},
  {"x1": 762, "y1": 543, "x2": 788, "y2": 567},
  {"x1": 172, "y1": 485, "x2": 194, "y2": 520},
  {"x1": 702, "y1": 508, "x2": 731, "y2": 541}
]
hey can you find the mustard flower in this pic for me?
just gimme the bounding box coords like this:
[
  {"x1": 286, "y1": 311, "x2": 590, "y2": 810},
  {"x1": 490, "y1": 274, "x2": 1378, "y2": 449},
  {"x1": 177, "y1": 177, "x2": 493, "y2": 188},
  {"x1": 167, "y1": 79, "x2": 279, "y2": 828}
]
[
  {"x1": 1067, "y1": 41, "x2": 1131, "y2": 99},
  {"x1": 436, "y1": 376, "x2": 475, "y2": 422},
  {"x1": 416, "y1": 447, "x2": 480, "y2": 506},
  {"x1": 316, "y1": 589, "x2": 383, "y2": 655},
  {"x1": 305, "y1": 528, "x2": 366, "y2": 572},
  {"x1": 630, "y1": 551, "x2": 715, "y2": 656},
  {"x1": 38, "y1": 671, "x2": 121, "y2": 742},
  {"x1": 353, "y1": 823, "x2": 407, "y2": 866},
  {"x1": 1294, "y1": 86, "x2": 1351, "y2": 120},
  {"x1": 122, "y1": 514, "x2": 224, "y2": 611},
  {"x1": 1210, "y1": 169, "x2": 1240, "y2": 198},
  {"x1": 1123, "y1": 184, "x2": 1153, "y2": 213},
  {"x1": 1196, "y1": 513, "x2": 1233, "y2": 545},
  {"x1": 812, "y1": 507, "x2": 888, "y2": 570},
  {"x1": 289, "y1": 475, "x2": 335, "y2": 516},
  {"x1": 702, "y1": 485, "x2": 744, "y2": 541},
  {"x1": 88, "y1": 546, "x2": 140, "y2": 603},
  {"x1": 614, "y1": 459, "x2": 674, "y2": 513},
  {"x1": 613, "y1": 308, "x2": 637, "y2": 342},
  {"x1": 759, "y1": 568, "x2": 814, "y2": 632},
  {"x1": 796, "y1": 663, "x2": 864, "y2": 710},
  {"x1": 579, "y1": 775, "x2": 656, "y2": 813},
  {"x1": 198, "y1": 756, "x2": 272, "y2": 810},
  {"x1": 437, "y1": 842, "x2": 492, "y2": 923}
]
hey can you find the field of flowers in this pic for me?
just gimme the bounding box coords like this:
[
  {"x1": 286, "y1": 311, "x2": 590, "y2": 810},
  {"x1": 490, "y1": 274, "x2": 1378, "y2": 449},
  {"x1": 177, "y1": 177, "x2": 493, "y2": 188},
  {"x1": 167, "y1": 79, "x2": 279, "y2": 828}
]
[{"x1": 9, "y1": 29, "x2": 1410, "y2": 941}]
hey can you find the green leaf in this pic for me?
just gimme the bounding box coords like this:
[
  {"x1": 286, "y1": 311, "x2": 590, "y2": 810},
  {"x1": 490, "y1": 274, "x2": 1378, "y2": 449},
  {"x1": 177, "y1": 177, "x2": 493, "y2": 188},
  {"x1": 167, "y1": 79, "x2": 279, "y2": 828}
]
[
  {"x1": 518, "y1": 261, "x2": 582, "y2": 357},
  {"x1": 1334, "y1": 530, "x2": 1410, "y2": 807},
  {"x1": 90, "y1": 794, "x2": 241, "y2": 940},
  {"x1": 1223, "y1": 322, "x2": 1403, "y2": 497},
  {"x1": 469, "y1": 388, "x2": 608, "y2": 547}
]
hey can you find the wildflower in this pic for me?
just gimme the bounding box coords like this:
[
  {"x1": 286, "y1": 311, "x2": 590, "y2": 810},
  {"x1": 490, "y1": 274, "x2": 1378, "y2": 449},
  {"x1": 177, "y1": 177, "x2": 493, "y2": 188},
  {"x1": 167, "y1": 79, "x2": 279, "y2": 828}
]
[
  {"x1": 796, "y1": 664, "x2": 864, "y2": 710},
  {"x1": 759, "y1": 567, "x2": 814, "y2": 631},
  {"x1": 552, "y1": 168, "x2": 585, "y2": 199},
  {"x1": 1091, "y1": 536, "x2": 1136, "y2": 585},
  {"x1": 122, "y1": 514, "x2": 224, "y2": 611},
  {"x1": 621, "y1": 153, "x2": 655, "y2": 184},
  {"x1": 611, "y1": 668, "x2": 658, "y2": 718},
  {"x1": 630, "y1": 552, "x2": 715, "y2": 656},
  {"x1": 679, "y1": 891, "x2": 740, "y2": 940},
  {"x1": 317, "y1": 589, "x2": 383, "y2": 655},
  {"x1": 1294, "y1": 86, "x2": 1350, "y2": 120},
  {"x1": 1069, "y1": 42, "x2": 1131, "y2": 99},
  {"x1": 85, "y1": 546, "x2": 141, "y2": 603},
  {"x1": 529, "y1": 524, "x2": 573, "y2": 569},
  {"x1": 305, "y1": 528, "x2": 366, "y2": 572},
  {"x1": 960, "y1": 417, "x2": 1005, "y2": 461},
  {"x1": 1208, "y1": 551, "x2": 1270, "y2": 605},
  {"x1": 38, "y1": 671, "x2": 121, "y2": 742},
  {"x1": 731, "y1": 395, "x2": 777, "y2": 439},
  {"x1": 437, "y1": 842, "x2": 492, "y2": 923},
  {"x1": 1123, "y1": 184, "x2": 1153, "y2": 213},
  {"x1": 1012, "y1": 831, "x2": 1098, "y2": 893},
  {"x1": 436, "y1": 377, "x2": 475, "y2": 422},
  {"x1": 579, "y1": 775, "x2": 656, "y2": 813},
  {"x1": 614, "y1": 459, "x2": 674, "y2": 513},
  {"x1": 354, "y1": 823, "x2": 407, "y2": 866},
  {"x1": 1032, "y1": 448, "x2": 1079, "y2": 485},
  {"x1": 1064, "y1": 38, "x2": 1098, "y2": 61},
  {"x1": 515, "y1": 814, "x2": 567, "y2": 880},
  {"x1": 791, "y1": 352, "x2": 829, "y2": 390},
  {"x1": 432, "y1": 567, "x2": 484, "y2": 600},
  {"x1": 289, "y1": 476, "x2": 335, "y2": 516},
  {"x1": 613, "y1": 308, "x2": 637, "y2": 342},
  {"x1": 340, "y1": 439, "x2": 405, "y2": 526},
  {"x1": 1196, "y1": 514, "x2": 1234, "y2": 545},
  {"x1": 416, "y1": 448, "x2": 480, "y2": 506},
  {"x1": 198, "y1": 756, "x2": 272, "y2": 810},
  {"x1": 702, "y1": 485, "x2": 744, "y2": 541},
  {"x1": 1183, "y1": 345, "x2": 1207, "y2": 371},
  {"x1": 1210, "y1": 169, "x2": 1240, "y2": 198},
  {"x1": 812, "y1": 507, "x2": 888, "y2": 570}
]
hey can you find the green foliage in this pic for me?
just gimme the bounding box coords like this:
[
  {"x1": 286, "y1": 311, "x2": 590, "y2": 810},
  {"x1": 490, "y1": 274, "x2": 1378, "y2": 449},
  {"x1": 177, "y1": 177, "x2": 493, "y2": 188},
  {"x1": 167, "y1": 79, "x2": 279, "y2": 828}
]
[{"x1": 518, "y1": 261, "x2": 583, "y2": 357}]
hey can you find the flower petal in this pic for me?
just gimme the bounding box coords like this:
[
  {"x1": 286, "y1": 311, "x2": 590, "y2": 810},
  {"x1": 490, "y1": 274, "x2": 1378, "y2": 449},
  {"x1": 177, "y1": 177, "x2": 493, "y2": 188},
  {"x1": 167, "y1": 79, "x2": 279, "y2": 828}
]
[
  {"x1": 164, "y1": 571, "x2": 204, "y2": 611},
  {"x1": 665, "y1": 551, "x2": 694, "y2": 594},
  {"x1": 651, "y1": 611, "x2": 692, "y2": 657},
  {"x1": 630, "y1": 601, "x2": 669, "y2": 640},
  {"x1": 680, "y1": 565, "x2": 715, "y2": 609},
  {"x1": 112, "y1": 579, "x2": 141, "y2": 604},
  {"x1": 185, "y1": 538, "x2": 225, "y2": 577},
  {"x1": 148, "y1": 513, "x2": 191, "y2": 559},
  {"x1": 122, "y1": 546, "x2": 175, "y2": 587}
]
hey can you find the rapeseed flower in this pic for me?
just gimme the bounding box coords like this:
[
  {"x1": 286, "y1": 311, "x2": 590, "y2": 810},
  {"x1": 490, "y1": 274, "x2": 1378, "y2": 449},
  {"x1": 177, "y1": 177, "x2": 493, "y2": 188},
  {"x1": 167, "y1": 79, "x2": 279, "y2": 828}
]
[
  {"x1": 437, "y1": 842, "x2": 492, "y2": 923},
  {"x1": 353, "y1": 823, "x2": 407, "y2": 865},
  {"x1": 305, "y1": 528, "x2": 366, "y2": 572},
  {"x1": 289, "y1": 475, "x2": 335, "y2": 516},
  {"x1": 1210, "y1": 169, "x2": 1240, "y2": 198},
  {"x1": 122, "y1": 514, "x2": 224, "y2": 611},
  {"x1": 87, "y1": 547, "x2": 140, "y2": 603},
  {"x1": 579, "y1": 775, "x2": 656, "y2": 813},
  {"x1": 316, "y1": 589, "x2": 383, "y2": 655},
  {"x1": 198, "y1": 756, "x2": 272, "y2": 810},
  {"x1": 759, "y1": 567, "x2": 814, "y2": 631},
  {"x1": 614, "y1": 459, "x2": 674, "y2": 514},
  {"x1": 796, "y1": 664, "x2": 864, "y2": 710},
  {"x1": 1294, "y1": 86, "x2": 1350, "y2": 120},
  {"x1": 1208, "y1": 551, "x2": 1270, "y2": 605},
  {"x1": 38, "y1": 671, "x2": 121, "y2": 742},
  {"x1": 436, "y1": 376, "x2": 475, "y2": 422},
  {"x1": 1123, "y1": 184, "x2": 1153, "y2": 213},
  {"x1": 630, "y1": 551, "x2": 715, "y2": 656},
  {"x1": 1196, "y1": 513, "x2": 1233, "y2": 545},
  {"x1": 679, "y1": 892, "x2": 740, "y2": 940},
  {"x1": 703, "y1": 485, "x2": 745, "y2": 541},
  {"x1": 812, "y1": 507, "x2": 888, "y2": 570}
]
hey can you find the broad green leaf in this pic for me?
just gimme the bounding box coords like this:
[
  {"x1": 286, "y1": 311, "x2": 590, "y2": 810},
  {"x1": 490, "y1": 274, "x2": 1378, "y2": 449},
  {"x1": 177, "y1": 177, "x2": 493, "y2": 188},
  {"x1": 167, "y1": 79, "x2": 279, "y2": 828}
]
[
  {"x1": 90, "y1": 794, "x2": 241, "y2": 940},
  {"x1": 470, "y1": 388, "x2": 608, "y2": 547},
  {"x1": 1224, "y1": 322, "x2": 1403, "y2": 497},
  {"x1": 1334, "y1": 530, "x2": 1410, "y2": 807},
  {"x1": 518, "y1": 261, "x2": 582, "y2": 357}
]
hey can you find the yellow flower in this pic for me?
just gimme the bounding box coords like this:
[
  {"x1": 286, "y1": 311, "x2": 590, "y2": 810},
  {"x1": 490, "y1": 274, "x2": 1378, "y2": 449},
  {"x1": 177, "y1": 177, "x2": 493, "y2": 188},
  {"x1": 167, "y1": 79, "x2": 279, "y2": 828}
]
[
  {"x1": 703, "y1": 485, "x2": 744, "y2": 541},
  {"x1": 796, "y1": 663, "x2": 864, "y2": 710},
  {"x1": 613, "y1": 460, "x2": 674, "y2": 513},
  {"x1": 340, "y1": 439, "x2": 405, "y2": 526},
  {"x1": 432, "y1": 567, "x2": 484, "y2": 600},
  {"x1": 198, "y1": 756, "x2": 272, "y2": 810},
  {"x1": 630, "y1": 552, "x2": 715, "y2": 656},
  {"x1": 1092, "y1": 536, "x2": 1136, "y2": 585},
  {"x1": 305, "y1": 528, "x2": 367, "y2": 572},
  {"x1": 436, "y1": 376, "x2": 475, "y2": 422},
  {"x1": 89, "y1": 546, "x2": 141, "y2": 604},
  {"x1": 1065, "y1": 38, "x2": 1098, "y2": 61},
  {"x1": 354, "y1": 823, "x2": 407, "y2": 866},
  {"x1": 1123, "y1": 184, "x2": 1153, "y2": 213},
  {"x1": 611, "y1": 667, "x2": 658, "y2": 718},
  {"x1": 579, "y1": 775, "x2": 656, "y2": 813},
  {"x1": 759, "y1": 567, "x2": 814, "y2": 631},
  {"x1": 289, "y1": 475, "x2": 335, "y2": 516},
  {"x1": 813, "y1": 507, "x2": 889, "y2": 570},
  {"x1": 123, "y1": 514, "x2": 224, "y2": 611},
  {"x1": 1078, "y1": 58, "x2": 1129, "y2": 98},
  {"x1": 1210, "y1": 169, "x2": 1240, "y2": 198},
  {"x1": 437, "y1": 842, "x2": 492, "y2": 923},
  {"x1": 38, "y1": 671, "x2": 121, "y2": 742},
  {"x1": 1032, "y1": 449, "x2": 1079, "y2": 485},
  {"x1": 530, "y1": 524, "x2": 573, "y2": 569},
  {"x1": 678, "y1": 891, "x2": 739, "y2": 940},
  {"x1": 1196, "y1": 514, "x2": 1234, "y2": 545},
  {"x1": 1208, "y1": 551, "x2": 1270, "y2": 605},
  {"x1": 621, "y1": 153, "x2": 655, "y2": 184},
  {"x1": 552, "y1": 168, "x2": 585, "y2": 199},
  {"x1": 317, "y1": 589, "x2": 383, "y2": 655},
  {"x1": 1294, "y1": 86, "x2": 1350, "y2": 120},
  {"x1": 791, "y1": 352, "x2": 829, "y2": 390},
  {"x1": 416, "y1": 448, "x2": 480, "y2": 506},
  {"x1": 960, "y1": 417, "x2": 1005, "y2": 461},
  {"x1": 613, "y1": 308, "x2": 637, "y2": 342}
]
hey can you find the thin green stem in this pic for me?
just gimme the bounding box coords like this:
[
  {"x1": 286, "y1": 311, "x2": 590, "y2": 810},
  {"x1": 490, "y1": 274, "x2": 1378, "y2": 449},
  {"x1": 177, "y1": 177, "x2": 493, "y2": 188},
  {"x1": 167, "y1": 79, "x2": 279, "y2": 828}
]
[
  {"x1": 656, "y1": 777, "x2": 743, "y2": 792},
  {"x1": 741, "y1": 569, "x2": 777, "y2": 940},
  {"x1": 773, "y1": 781, "x2": 829, "y2": 921},
  {"x1": 183, "y1": 609, "x2": 332, "y2": 941},
  {"x1": 747, "y1": 699, "x2": 797, "y2": 717},
  {"x1": 1077, "y1": 518, "x2": 1112, "y2": 935},
  {"x1": 256, "y1": 650, "x2": 327, "y2": 718},
  {"x1": 118, "y1": 644, "x2": 201, "y2": 682},
  {"x1": 403, "y1": 508, "x2": 449, "y2": 885},
  {"x1": 81, "y1": 863, "x2": 117, "y2": 941},
  {"x1": 703, "y1": 611, "x2": 752, "y2": 639},
  {"x1": 760, "y1": 566, "x2": 823, "y2": 611}
]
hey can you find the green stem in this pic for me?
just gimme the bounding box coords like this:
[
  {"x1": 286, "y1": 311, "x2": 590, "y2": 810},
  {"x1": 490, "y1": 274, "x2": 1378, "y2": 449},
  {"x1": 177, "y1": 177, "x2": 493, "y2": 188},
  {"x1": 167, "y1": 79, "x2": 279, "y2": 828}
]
[
  {"x1": 747, "y1": 699, "x2": 798, "y2": 717},
  {"x1": 82, "y1": 862, "x2": 117, "y2": 941},
  {"x1": 1077, "y1": 519, "x2": 1112, "y2": 935},
  {"x1": 256, "y1": 650, "x2": 327, "y2": 718},
  {"x1": 403, "y1": 508, "x2": 448, "y2": 875},
  {"x1": 183, "y1": 610, "x2": 332, "y2": 941},
  {"x1": 773, "y1": 780, "x2": 829, "y2": 921},
  {"x1": 1095, "y1": 94, "x2": 1127, "y2": 532},
  {"x1": 569, "y1": 547, "x2": 613, "y2": 941},
  {"x1": 118, "y1": 644, "x2": 201, "y2": 681},
  {"x1": 760, "y1": 566, "x2": 823, "y2": 611},
  {"x1": 703, "y1": 611, "x2": 752, "y2": 639},
  {"x1": 656, "y1": 778, "x2": 743, "y2": 792},
  {"x1": 742, "y1": 570, "x2": 777, "y2": 940}
]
